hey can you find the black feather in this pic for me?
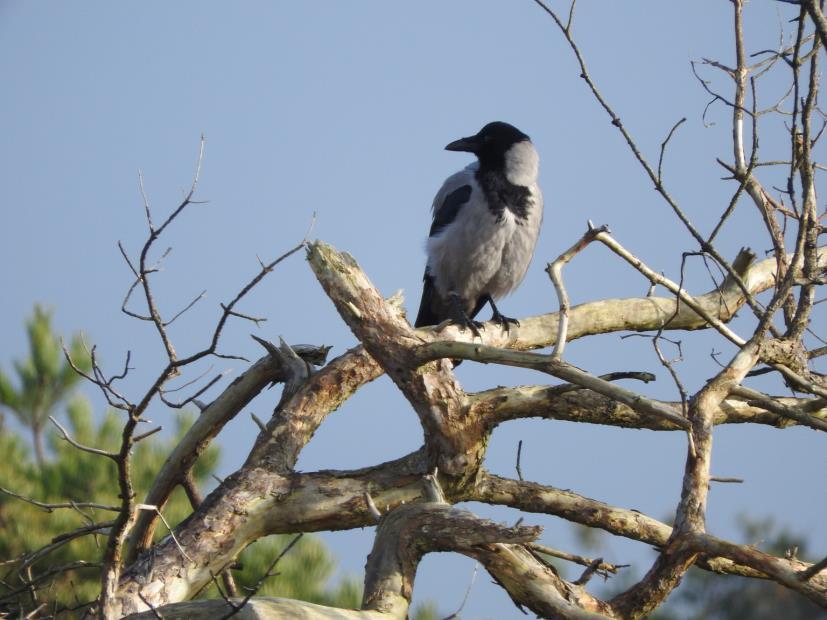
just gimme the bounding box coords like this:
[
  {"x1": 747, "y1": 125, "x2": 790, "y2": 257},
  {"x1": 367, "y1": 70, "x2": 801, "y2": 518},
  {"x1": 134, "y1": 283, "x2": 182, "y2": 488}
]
[
  {"x1": 417, "y1": 184, "x2": 473, "y2": 328},
  {"x1": 415, "y1": 271, "x2": 475, "y2": 367},
  {"x1": 476, "y1": 168, "x2": 532, "y2": 221},
  {"x1": 469, "y1": 295, "x2": 488, "y2": 320},
  {"x1": 414, "y1": 271, "x2": 441, "y2": 327},
  {"x1": 416, "y1": 180, "x2": 489, "y2": 329},
  {"x1": 429, "y1": 184, "x2": 472, "y2": 237},
  {"x1": 414, "y1": 185, "x2": 482, "y2": 327}
]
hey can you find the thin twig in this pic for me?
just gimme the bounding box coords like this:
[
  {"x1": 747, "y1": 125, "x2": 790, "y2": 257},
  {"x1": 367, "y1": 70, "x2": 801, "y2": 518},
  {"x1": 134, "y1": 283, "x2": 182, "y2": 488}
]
[
  {"x1": 442, "y1": 563, "x2": 478, "y2": 620},
  {"x1": 595, "y1": 231, "x2": 746, "y2": 346},
  {"x1": 218, "y1": 534, "x2": 304, "y2": 619},
  {"x1": 16, "y1": 521, "x2": 114, "y2": 572},
  {"x1": 657, "y1": 117, "x2": 687, "y2": 184},
  {"x1": 364, "y1": 492, "x2": 382, "y2": 523},
  {"x1": 250, "y1": 412, "x2": 267, "y2": 432},
  {"x1": 528, "y1": 543, "x2": 627, "y2": 577},
  {"x1": 137, "y1": 592, "x2": 164, "y2": 619},
  {"x1": 710, "y1": 476, "x2": 744, "y2": 484},
  {"x1": 0, "y1": 487, "x2": 119, "y2": 513},
  {"x1": 546, "y1": 223, "x2": 608, "y2": 360},
  {"x1": 159, "y1": 372, "x2": 228, "y2": 409},
  {"x1": 49, "y1": 416, "x2": 116, "y2": 459},
  {"x1": 164, "y1": 290, "x2": 207, "y2": 327},
  {"x1": 574, "y1": 557, "x2": 604, "y2": 586},
  {"x1": 731, "y1": 385, "x2": 827, "y2": 431},
  {"x1": 173, "y1": 212, "x2": 316, "y2": 368},
  {"x1": 798, "y1": 554, "x2": 827, "y2": 581},
  {"x1": 135, "y1": 505, "x2": 192, "y2": 563},
  {"x1": 134, "y1": 426, "x2": 163, "y2": 443},
  {"x1": 516, "y1": 440, "x2": 525, "y2": 482}
]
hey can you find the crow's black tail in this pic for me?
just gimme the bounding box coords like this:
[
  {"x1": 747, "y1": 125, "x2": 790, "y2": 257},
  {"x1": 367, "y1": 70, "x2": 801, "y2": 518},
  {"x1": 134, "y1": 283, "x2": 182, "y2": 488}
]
[
  {"x1": 415, "y1": 273, "x2": 487, "y2": 368},
  {"x1": 415, "y1": 272, "x2": 442, "y2": 327}
]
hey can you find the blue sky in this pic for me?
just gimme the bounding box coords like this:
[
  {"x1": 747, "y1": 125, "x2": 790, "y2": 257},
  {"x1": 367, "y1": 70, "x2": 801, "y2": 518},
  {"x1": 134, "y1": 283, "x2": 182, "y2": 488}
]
[{"x1": 1, "y1": 2, "x2": 824, "y2": 617}]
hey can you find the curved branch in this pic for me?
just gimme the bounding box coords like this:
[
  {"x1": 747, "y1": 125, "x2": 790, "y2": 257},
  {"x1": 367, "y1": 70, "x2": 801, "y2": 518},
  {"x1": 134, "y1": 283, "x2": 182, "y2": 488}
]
[
  {"x1": 126, "y1": 345, "x2": 331, "y2": 561},
  {"x1": 474, "y1": 471, "x2": 827, "y2": 601},
  {"x1": 362, "y1": 502, "x2": 543, "y2": 617}
]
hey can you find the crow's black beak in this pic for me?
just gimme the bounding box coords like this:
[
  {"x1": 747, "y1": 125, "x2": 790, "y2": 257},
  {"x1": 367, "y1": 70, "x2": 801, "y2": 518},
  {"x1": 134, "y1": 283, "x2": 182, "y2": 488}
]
[{"x1": 444, "y1": 135, "x2": 478, "y2": 152}]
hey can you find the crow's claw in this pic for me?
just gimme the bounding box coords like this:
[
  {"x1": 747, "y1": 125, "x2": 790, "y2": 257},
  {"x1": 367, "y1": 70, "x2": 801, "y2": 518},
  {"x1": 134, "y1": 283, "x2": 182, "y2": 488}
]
[
  {"x1": 456, "y1": 317, "x2": 484, "y2": 339},
  {"x1": 447, "y1": 292, "x2": 484, "y2": 339},
  {"x1": 491, "y1": 311, "x2": 520, "y2": 333}
]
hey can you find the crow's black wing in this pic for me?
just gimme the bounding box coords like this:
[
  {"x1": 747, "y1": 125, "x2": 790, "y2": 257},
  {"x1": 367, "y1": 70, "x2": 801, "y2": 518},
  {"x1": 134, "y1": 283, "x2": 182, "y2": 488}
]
[
  {"x1": 416, "y1": 183, "x2": 473, "y2": 327},
  {"x1": 429, "y1": 184, "x2": 472, "y2": 237}
]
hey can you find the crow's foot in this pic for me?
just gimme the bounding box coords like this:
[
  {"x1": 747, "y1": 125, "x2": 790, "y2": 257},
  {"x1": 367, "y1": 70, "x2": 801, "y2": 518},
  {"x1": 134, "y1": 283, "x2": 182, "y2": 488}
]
[
  {"x1": 484, "y1": 294, "x2": 519, "y2": 333},
  {"x1": 491, "y1": 309, "x2": 520, "y2": 333},
  {"x1": 454, "y1": 315, "x2": 484, "y2": 339},
  {"x1": 448, "y1": 293, "x2": 484, "y2": 339}
]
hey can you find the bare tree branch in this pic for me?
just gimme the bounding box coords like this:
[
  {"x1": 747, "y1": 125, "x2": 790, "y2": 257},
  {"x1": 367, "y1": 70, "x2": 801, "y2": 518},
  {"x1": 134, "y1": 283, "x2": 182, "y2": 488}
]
[{"x1": 547, "y1": 222, "x2": 608, "y2": 360}]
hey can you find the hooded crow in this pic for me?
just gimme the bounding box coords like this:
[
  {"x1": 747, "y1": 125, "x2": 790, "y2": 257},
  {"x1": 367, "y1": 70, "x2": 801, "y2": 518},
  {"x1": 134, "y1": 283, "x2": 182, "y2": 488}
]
[{"x1": 414, "y1": 121, "x2": 543, "y2": 338}]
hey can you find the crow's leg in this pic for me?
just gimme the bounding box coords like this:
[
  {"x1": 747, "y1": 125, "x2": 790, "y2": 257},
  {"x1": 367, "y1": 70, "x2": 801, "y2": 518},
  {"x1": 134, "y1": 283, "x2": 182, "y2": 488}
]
[
  {"x1": 448, "y1": 292, "x2": 484, "y2": 339},
  {"x1": 483, "y1": 294, "x2": 520, "y2": 333}
]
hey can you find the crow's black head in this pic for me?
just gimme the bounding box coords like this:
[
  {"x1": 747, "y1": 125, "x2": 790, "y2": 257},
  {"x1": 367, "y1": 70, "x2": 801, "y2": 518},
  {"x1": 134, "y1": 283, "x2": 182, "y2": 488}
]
[{"x1": 445, "y1": 121, "x2": 531, "y2": 169}]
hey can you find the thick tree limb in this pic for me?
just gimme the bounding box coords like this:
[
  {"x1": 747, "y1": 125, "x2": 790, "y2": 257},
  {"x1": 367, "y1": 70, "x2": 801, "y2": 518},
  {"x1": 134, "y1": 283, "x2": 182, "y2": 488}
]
[
  {"x1": 428, "y1": 247, "x2": 824, "y2": 353},
  {"x1": 415, "y1": 342, "x2": 690, "y2": 430},
  {"x1": 128, "y1": 500, "x2": 613, "y2": 620},
  {"x1": 114, "y1": 452, "x2": 428, "y2": 615},
  {"x1": 679, "y1": 531, "x2": 827, "y2": 608},
  {"x1": 474, "y1": 473, "x2": 827, "y2": 596},
  {"x1": 126, "y1": 345, "x2": 331, "y2": 561},
  {"x1": 467, "y1": 544, "x2": 614, "y2": 619},
  {"x1": 470, "y1": 385, "x2": 826, "y2": 430},
  {"x1": 307, "y1": 242, "x2": 483, "y2": 485},
  {"x1": 363, "y1": 502, "x2": 543, "y2": 617},
  {"x1": 115, "y1": 441, "x2": 827, "y2": 614}
]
